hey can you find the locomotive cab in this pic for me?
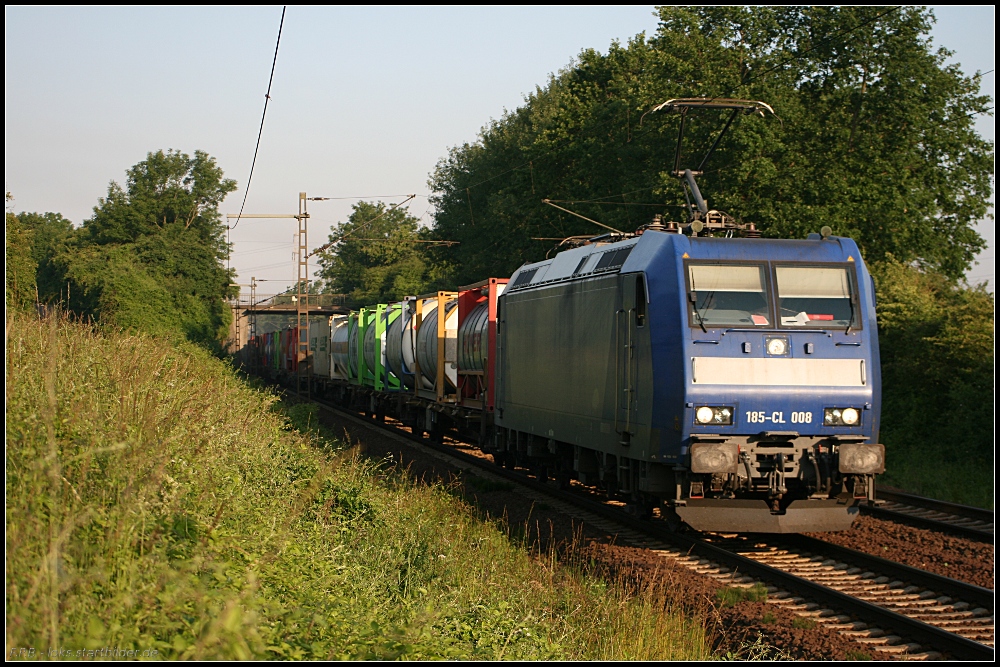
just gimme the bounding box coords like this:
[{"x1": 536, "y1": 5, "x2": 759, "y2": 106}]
[{"x1": 675, "y1": 243, "x2": 883, "y2": 532}]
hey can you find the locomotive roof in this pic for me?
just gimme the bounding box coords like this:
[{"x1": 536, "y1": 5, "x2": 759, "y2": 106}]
[{"x1": 506, "y1": 232, "x2": 863, "y2": 292}]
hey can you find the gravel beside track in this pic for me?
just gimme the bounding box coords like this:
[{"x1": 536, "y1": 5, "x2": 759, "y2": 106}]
[
  {"x1": 310, "y1": 402, "x2": 992, "y2": 660},
  {"x1": 806, "y1": 515, "x2": 995, "y2": 590},
  {"x1": 865, "y1": 490, "x2": 995, "y2": 540}
]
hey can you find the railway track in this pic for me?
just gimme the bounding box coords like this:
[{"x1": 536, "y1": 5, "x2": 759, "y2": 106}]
[
  {"x1": 866, "y1": 489, "x2": 994, "y2": 540},
  {"x1": 705, "y1": 533, "x2": 994, "y2": 654},
  {"x1": 310, "y1": 397, "x2": 994, "y2": 660}
]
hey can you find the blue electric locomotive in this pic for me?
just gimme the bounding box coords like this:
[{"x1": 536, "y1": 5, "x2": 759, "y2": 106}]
[{"x1": 493, "y1": 225, "x2": 882, "y2": 532}]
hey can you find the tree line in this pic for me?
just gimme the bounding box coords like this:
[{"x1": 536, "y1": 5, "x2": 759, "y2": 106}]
[{"x1": 6, "y1": 150, "x2": 236, "y2": 350}]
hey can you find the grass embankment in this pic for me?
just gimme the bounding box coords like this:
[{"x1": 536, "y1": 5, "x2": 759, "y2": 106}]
[{"x1": 5, "y1": 314, "x2": 709, "y2": 660}]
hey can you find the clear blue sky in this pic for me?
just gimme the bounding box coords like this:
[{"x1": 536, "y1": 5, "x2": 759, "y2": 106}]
[{"x1": 5, "y1": 6, "x2": 994, "y2": 293}]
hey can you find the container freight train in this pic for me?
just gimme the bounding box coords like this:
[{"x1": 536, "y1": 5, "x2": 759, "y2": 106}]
[{"x1": 247, "y1": 225, "x2": 884, "y2": 533}]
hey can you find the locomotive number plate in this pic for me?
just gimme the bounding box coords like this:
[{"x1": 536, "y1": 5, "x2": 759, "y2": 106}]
[{"x1": 745, "y1": 411, "x2": 814, "y2": 424}]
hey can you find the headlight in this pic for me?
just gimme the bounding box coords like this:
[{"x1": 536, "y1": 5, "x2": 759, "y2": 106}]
[
  {"x1": 839, "y1": 443, "x2": 885, "y2": 473},
  {"x1": 691, "y1": 442, "x2": 739, "y2": 473},
  {"x1": 766, "y1": 337, "x2": 788, "y2": 356},
  {"x1": 695, "y1": 406, "x2": 733, "y2": 425},
  {"x1": 825, "y1": 407, "x2": 862, "y2": 426}
]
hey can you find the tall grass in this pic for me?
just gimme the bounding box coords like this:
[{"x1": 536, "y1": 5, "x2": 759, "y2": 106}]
[{"x1": 5, "y1": 312, "x2": 709, "y2": 660}]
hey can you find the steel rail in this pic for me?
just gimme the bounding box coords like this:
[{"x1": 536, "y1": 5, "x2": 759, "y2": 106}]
[
  {"x1": 780, "y1": 534, "x2": 995, "y2": 611},
  {"x1": 865, "y1": 489, "x2": 994, "y2": 540},
  {"x1": 309, "y1": 397, "x2": 994, "y2": 661},
  {"x1": 877, "y1": 490, "x2": 994, "y2": 522}
]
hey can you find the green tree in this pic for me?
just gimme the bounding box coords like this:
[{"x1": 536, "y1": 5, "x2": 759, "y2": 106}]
[
  {"x1": 428, "y1": 7, "x2": 993, "y2": 285},
  {"x1": 317, "y1": 201, "x2": 432, "y2": 306},
  {"x1": 62, "y1": 244, "x2": 188, "y2": 337},
  {"x1": 84, "y1": 149, "x2": 236, "y2": 245},
  {"x1": 64, "y1": 150, "x2": 238, "y2": 347},
  {"x1": 15, "y1": 211, "x2": 75, "y2": 302},
  {"x1": 872, "y1": 261, "x2": 994, "y2": 506},
  {"x1": 5, "y1": 194, "x2": 36, "y2": 310}
]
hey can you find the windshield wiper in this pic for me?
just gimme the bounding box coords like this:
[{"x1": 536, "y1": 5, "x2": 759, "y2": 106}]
[
  {"x1": 688, "y1": 290, "x2": 715, "y2": 333},
  {"x1": 846, "y1": 296, "x2": 855, "y2": 335},
  {"x1": 695, "y1": 291, "x2": 713, "y2": 333}
]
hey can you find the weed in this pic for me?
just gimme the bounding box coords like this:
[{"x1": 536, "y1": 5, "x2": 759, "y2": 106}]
[
  {"x1": 715, "y1": 583, "x2": 768, "y2": 608},
  {"x1": 463, "y1": 475, "x2": 515, "y2": 494},
  {"x1": 760, "y1": 612, "x2": 777, "y2": 624},
  {"x1": 846, "y1": 649, "x2": 873, "y2": 660},
  {"x1": 719, "y1": 632, "x2": 791, "y2": 660},
  {"x1": 791, "y1": 616, "x2": 817, "y2": 629}
]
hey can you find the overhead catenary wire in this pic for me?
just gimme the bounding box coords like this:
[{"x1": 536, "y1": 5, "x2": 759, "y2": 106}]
[
  {"x1": 232, "y1": 240, "x2": 295, "y2": 255},
  {"x1": 303, "y1": 194, "x2": 427, "y2": 201},
  {"x1": 232, "y1": 246, "x2": 294, "y2": 258},
  {"x1": 542, "y1": 185, "x2": 666, "y2": 204},
  {"x1": 230, "y1": 6, "x2": 286, "y2": 232},
  {"x1": 243, "y1": 260, "x2": 298, "y2": 272},
  {"x1": 336, "y1": 194, "x2": 416, "y2": 241},
  {"x1": 307, "y1": 194, "x2": 416, "y2": 258},
  {"x1": 460, "y1": 156, "x2": 744, "y2": 267},
  {"x1": 546, "y1": 198, "x2": 689, "y2": 208},
  {"x1": 346, "y1": 238, "x2": 460, "y2": 245},
  {"x1": 542, "y1": 199, "x2": 624, "y2": 234}
]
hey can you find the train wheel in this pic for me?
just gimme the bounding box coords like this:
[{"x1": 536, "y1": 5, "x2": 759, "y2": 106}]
[
  {"x1": 531, "y1": 464, "x2": 548, "y2": 484},
  {"x1": 661, "y1": 505, "x2": 684, "y2": 532},
  {"x1": 626, "y1": 496, "x2": 656, "y2": 521}
]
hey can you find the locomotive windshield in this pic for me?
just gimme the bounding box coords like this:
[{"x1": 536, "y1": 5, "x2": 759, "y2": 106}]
[
  {"x1": 687, "y1": 263, "x2": 771, "y2": 327},
  {"x1": 775, "y1": 265, "x2": 857, "y2": 328}
]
